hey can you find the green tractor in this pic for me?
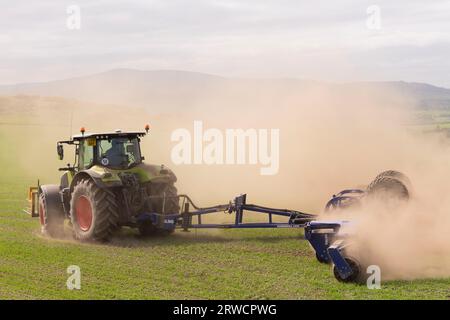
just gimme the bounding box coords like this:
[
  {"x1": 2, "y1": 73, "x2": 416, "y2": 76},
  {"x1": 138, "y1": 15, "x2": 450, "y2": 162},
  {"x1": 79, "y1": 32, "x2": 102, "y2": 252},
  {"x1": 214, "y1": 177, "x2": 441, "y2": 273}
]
[{"x1": 27, "y1": 126, "x2": 180, "y2": 241}]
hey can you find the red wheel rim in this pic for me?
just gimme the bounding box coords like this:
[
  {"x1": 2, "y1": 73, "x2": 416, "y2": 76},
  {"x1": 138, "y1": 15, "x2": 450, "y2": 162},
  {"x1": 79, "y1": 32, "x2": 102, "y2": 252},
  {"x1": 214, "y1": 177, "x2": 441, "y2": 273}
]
[
  {"x1": 39, "y1": 200, "x2": 45, "y2": 226},
  {"x1": 75, "y1": 195, "x2": 93, "y2": 232}
]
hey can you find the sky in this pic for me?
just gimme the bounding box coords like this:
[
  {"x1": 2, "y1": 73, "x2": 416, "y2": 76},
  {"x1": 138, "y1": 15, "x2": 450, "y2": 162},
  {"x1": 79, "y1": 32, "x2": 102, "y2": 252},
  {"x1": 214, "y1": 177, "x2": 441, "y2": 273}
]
[{"x1": 0, "y1": 0, "x2": 449, "y2": 87}]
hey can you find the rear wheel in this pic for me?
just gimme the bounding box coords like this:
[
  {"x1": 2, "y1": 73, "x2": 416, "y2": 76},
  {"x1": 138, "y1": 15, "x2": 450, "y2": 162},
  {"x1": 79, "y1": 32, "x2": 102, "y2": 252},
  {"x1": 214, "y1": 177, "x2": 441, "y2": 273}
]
[
  {"x1": 140, "y1": 182, "x2": 179, "y2": 236},
  {"x1": 39, "y1": 185, "x2": 65, "y2": 238},
  {"x1": 70, "y1": 179, "x2": 119, "y2": 241}
]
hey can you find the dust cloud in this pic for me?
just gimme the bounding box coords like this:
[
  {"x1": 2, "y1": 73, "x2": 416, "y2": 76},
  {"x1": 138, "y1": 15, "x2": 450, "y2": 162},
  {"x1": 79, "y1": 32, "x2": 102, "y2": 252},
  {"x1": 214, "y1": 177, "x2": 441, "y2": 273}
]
[{"x1": 1, "y1": 79, "x2": 449, "y2": 280}]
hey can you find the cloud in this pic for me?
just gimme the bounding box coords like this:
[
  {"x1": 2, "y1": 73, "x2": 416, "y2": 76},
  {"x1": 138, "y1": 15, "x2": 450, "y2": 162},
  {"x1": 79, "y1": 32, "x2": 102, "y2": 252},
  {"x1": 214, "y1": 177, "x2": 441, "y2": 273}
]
[{"x1": 0, "y1": 0, "x2": 449, "y2": 86}]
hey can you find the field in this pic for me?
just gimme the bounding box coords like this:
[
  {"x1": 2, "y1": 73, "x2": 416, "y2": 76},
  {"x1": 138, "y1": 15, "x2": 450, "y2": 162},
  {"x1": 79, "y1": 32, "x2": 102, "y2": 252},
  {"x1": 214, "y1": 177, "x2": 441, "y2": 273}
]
[{"x1": 1, "y1": 121, "x2": 450, "y2": 300}]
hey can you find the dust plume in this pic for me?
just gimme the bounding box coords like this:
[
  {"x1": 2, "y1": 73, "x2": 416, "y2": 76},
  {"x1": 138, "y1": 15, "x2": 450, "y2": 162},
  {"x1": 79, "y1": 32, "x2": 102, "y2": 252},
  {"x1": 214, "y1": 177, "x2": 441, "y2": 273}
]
[
  {"x1": 331, "y1": 137, "x2": 450, "y2": 281},
  {"x1": 348, "y1": 195, "x2": 450, "y2": 281},
  {"x1": 2, "y1": 78, "x2": 450, "y2": 280}
]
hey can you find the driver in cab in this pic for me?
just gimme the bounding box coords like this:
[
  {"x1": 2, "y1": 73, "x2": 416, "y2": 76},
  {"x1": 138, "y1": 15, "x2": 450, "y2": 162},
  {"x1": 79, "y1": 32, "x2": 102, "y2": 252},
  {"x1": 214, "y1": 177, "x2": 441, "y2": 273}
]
[{"x1": 104, "y1": 139, "x2": 128, "y2": 167}]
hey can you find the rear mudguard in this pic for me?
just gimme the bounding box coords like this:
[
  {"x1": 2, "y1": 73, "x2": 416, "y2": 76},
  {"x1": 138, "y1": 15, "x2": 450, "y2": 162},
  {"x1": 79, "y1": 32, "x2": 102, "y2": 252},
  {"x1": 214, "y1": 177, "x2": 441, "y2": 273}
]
[
  {"x1": 69, "y1": 170, "x2": 117, "y2": 192},
  {"x1": 70, "y1": 164, "x2": 177, "y2": 191}
]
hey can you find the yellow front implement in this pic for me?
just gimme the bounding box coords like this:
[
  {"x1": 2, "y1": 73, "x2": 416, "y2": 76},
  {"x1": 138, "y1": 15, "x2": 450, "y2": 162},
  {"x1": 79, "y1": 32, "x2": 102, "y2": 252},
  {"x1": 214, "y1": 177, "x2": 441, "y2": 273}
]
[{"x1": 25, "y1": 186, "x2": 39, "y2": 217}]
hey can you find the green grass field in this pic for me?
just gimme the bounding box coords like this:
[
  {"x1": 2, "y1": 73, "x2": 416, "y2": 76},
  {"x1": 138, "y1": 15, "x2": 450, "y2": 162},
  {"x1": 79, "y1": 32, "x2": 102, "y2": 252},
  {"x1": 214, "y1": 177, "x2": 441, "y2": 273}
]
[{"x1": 1, "y1": 124, "x2": 449, "y2": 300}]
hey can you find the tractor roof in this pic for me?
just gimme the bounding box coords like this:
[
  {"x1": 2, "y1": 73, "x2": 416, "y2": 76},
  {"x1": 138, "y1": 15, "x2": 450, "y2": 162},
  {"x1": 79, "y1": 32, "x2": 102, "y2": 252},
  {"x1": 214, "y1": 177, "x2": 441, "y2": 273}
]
[{"x1": 71, "y1": 131, "x2": 146, "y2": 141}]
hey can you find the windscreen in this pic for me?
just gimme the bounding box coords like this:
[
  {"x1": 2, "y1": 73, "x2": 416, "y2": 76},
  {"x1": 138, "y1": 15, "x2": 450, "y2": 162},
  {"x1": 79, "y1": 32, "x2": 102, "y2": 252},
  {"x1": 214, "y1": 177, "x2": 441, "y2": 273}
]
[{"x1": 97, "y1": 137, "x2": 141, "y2": 168}]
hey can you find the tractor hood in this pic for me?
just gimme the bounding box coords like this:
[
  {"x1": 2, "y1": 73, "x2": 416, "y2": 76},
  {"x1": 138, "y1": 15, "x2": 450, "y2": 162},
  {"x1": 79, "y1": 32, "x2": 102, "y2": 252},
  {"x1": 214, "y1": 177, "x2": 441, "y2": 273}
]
[{"x1": 86, "y1": 163, "x2": 177, "y2": 187}]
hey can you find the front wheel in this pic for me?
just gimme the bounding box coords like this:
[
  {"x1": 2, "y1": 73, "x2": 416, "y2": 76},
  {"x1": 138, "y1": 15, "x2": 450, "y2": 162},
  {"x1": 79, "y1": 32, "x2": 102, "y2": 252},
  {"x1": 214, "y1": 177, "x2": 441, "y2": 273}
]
[
  {"x1": 70, "y1": 179, "x2": 119, "y2": 241},
  {"x1": 39, "y1": 185, "x2": 65, "y2": 238}
]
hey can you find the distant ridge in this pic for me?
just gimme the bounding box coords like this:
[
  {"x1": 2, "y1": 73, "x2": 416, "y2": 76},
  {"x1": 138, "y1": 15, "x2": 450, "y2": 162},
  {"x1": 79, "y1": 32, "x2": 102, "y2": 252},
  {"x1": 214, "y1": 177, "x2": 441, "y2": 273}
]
[{"x1": 1, "y1": 69, "x2": 449, "y2": 111}]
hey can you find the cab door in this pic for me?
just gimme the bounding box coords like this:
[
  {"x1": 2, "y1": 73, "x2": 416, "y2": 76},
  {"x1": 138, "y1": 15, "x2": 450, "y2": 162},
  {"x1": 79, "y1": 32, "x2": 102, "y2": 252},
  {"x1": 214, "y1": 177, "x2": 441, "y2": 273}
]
[{"x1": 78, "y1": 138, "x2": 95, "y2": 170}]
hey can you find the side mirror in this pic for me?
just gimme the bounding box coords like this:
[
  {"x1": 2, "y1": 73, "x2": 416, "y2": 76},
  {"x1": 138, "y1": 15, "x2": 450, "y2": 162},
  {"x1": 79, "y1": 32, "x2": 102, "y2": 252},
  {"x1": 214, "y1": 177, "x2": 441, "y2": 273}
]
[{"x1": 57, "y1": 144, "x2": 64, "y2": 160}]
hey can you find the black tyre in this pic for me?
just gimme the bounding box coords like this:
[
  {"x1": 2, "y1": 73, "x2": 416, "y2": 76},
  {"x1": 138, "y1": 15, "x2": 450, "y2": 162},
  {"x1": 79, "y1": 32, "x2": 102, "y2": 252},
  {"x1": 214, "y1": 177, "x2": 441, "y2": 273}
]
[
  {"x1": 70, "y1": 179, "x2": 119, "y2": 241},
  {"x1": 140, "y1": 182, "x2": 179, "y2": 236},
  {"x1": 333, "y1": 257, "x2": 361, "y2": 283},
  {"x1": 39, "y1": 185, "x2": 65, "y2": 238},
  {"x1": 366, "y1": 176, "x2": 409, "y2": 200},
  {"x1": 373, "y1": 170, "x2": 411, "y2": 190}
]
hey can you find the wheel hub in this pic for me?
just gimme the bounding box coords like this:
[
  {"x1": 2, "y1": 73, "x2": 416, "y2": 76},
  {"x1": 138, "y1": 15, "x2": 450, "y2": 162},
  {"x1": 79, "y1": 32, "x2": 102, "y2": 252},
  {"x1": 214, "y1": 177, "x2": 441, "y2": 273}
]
[{"x1": 75, "y1": 195, "x2": 93, "y2": 232}]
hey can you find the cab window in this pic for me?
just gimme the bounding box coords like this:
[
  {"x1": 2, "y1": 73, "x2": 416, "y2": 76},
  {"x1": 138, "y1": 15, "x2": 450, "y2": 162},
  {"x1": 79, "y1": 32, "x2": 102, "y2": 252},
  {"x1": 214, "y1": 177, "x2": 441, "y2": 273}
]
[{"x1": 79, "y1": 140, "x2": 94, "y2": 169}]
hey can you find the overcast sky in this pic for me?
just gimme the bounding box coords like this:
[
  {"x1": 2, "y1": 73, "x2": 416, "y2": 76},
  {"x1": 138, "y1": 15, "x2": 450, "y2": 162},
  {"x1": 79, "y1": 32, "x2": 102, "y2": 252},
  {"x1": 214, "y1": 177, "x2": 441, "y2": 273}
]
[{"x1": 0, "y1": 0, "x2": 449, "y2": 86}]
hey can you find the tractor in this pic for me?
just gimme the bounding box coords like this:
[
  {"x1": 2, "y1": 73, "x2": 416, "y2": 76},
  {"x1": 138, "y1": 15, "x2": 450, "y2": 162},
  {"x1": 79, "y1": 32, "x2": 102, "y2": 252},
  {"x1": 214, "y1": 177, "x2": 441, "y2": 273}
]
[{"x1": 27, "y1": 126, "x2": 180, "y2": 241}]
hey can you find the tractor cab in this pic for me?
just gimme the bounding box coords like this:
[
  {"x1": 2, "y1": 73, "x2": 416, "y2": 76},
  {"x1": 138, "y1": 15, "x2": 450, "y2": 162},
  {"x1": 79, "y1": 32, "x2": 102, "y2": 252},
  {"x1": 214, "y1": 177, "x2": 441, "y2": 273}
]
[
  {"x1": 77, "y1": 133, "x2": 144, "y2": 170},
  {"x1": 57, "y1": 127, "x2": 149, "y2": 171}
]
